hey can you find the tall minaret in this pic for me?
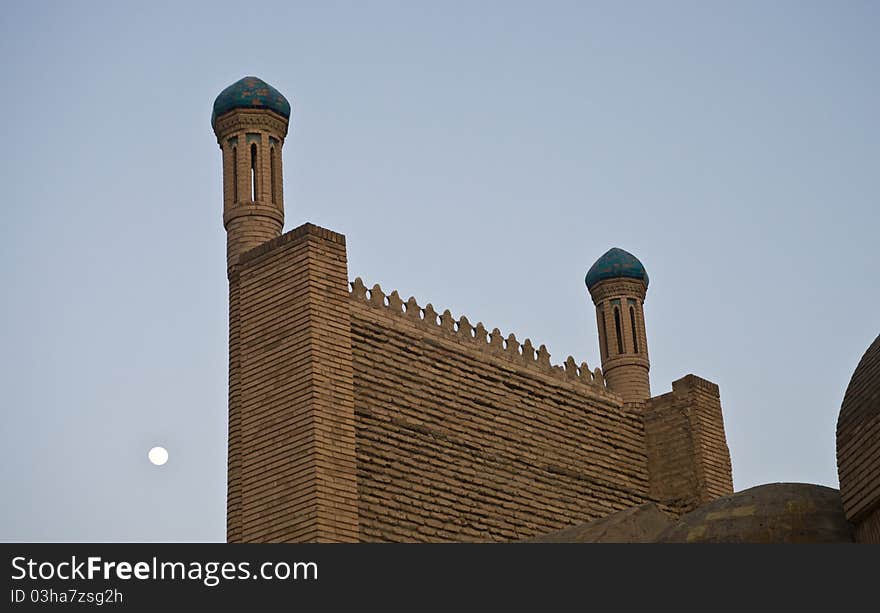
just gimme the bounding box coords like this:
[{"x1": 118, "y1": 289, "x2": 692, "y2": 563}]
[
  {"x1": 585, "y1": 248, "x2": 651, "y2": 404},
  {"x1": 212, "y1": 76, "x2": 291, "y2": 542},
  {"x1": 212, "y1": 76, "x2": 291, "y2": 273}
]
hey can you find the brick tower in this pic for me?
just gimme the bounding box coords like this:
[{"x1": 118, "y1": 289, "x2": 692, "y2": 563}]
[
  {"x1": 212, "y1": 76, "x2": 291, "y2": 272},
  {"x1": 586, "y1": 248, "x2": 651, "y2": 404},
  {"x1": 213, "y1": 76, "x2": 292, "y2": 542}
]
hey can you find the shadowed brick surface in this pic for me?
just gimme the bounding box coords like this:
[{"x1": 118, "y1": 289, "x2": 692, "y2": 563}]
[
  {"x1": 644, "y1": 375, "x2": 734, "y2": 514},
  {"x1": 524, "y1": 502, "x2": 673, "y2": 543},
  {"x1": 657, "y1": 483, "x2": 853, "y2": 543},
  {"x1": 837, "y1": 334, "x2": 880, "y2": 543}
]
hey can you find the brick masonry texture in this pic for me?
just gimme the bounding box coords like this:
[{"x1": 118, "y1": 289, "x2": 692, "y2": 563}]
[
  {"x1": 588, "y1": 278, "x2": 651, "y2": 404},
  {"x1": 224, "y1": 224, "x2": 880, "y2": 541},
  {"x1": 223, "y1": 220, "x2": 735, "y2": 541},
  {"x1": 226, "y1": 274, "x2": 242, "y2": 541},
  {"x1": 837, "y1": 334, "x2": 880, "y2": 542},
  {"x1": 214, "y1": 107, "x2": 288, "y2": 273},
  {"x1": 225, "y1": 214, "x2": 283, "y2": 272},
  {"x1": 232, "y1": 224, "x2": 359, "y2": 542},
  {"x1": 644, "y1": 376, "x2": 734, "y2": 514},
  {"x1": 855, "y1": 507, "x2": 880, "y2": 543},
  {"x1": 349, "y1": 280, "x2": 649, "y2": 541}
]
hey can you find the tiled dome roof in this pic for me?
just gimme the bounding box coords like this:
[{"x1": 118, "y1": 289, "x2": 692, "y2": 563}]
[
  {"x1": 585, "y1": 247, "x2": 649, "y2": 290},
  {"x1": 212, "y1": 76, "x2": 290, "y2": 127}
]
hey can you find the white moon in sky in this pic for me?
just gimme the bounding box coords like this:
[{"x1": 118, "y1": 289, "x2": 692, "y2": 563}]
[{"x1": 148, "y1": 446, "x2": 169, "y2": 466}]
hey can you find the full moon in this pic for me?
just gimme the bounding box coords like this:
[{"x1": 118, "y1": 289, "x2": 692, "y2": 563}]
[{"x1": 148, "y1": 446, "x2": 169, "y2": 466}]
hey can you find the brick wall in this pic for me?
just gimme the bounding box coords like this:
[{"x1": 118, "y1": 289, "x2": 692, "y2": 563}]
[
  {"x1": 854, "y1": 507, "x2": 880, "y2": 544},
  {"x1": 232, "y1": 224, "x2": 359, "y2": 542},
  {"x1": 226, "y1": 274, "x2": 242, "y2": 541},
  {"x1": 348, "y1": 279, "x2": 651, "y2": 541},
  {"x1": 837, "y1": 334, "x2": 880, "y2": 542},
  {"x1": 228, "y1": 222, "x2": 734, "y2": 542},
  {"x1": 644, "y1": 375, "x2": 733, "y2": 514}
]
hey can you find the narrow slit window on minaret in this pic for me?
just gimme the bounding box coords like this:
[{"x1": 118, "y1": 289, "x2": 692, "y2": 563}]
[
  {"x1": 598, "y1": 304, "x2": 609, "y2": 359},
  {"x1": 232, "y1": 146, "x2": 238, "y2": 203},
  {"x1": 614, "y1": 307, "x2": 624, "y2": 354},
  {"x1": 630, "y1": 306, "x2": 639, "y2": 353},
  {"x1": 250, "y1": 144, "x2": 258, "y2": 202},
  {"x1": 270, "y1": 147, "x2": 276, "y2": 204}
]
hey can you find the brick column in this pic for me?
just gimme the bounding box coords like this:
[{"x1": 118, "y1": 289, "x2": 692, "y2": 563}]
[
  {"x1": 588, "y1": 278, "x2": 651, "y2": 404},
  {"x1": 233, "y1": 223, "x2": 359, "y2": 542},
  {"x1": 644, "y1": 374, "x2": 733, "y2": 513},
  {"x1": 226, "y1": 271, "x2": 243, "y2": 541}
]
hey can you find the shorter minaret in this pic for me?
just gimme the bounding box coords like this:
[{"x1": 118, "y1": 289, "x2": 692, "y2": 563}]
[{"x1": 586, "y1": 248, "x2": 651, "y2": 404}]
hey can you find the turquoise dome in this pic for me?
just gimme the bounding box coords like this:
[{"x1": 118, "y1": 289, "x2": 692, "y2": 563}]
[
  {"x1": 211, "y1": 76, "x2": 291, "y2": 126},
  {"x1": 585, "y1": 247, "x2": 649, "y2": 290}
]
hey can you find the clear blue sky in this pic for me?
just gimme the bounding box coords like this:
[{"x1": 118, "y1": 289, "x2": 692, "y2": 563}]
[{"x1": 1, "y1": 1, "x2": 877, "y2": 541}]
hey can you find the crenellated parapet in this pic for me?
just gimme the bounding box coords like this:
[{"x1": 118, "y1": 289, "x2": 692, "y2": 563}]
[{"x1": 349, "y1": 277, "x2": 608, "y2": 393}]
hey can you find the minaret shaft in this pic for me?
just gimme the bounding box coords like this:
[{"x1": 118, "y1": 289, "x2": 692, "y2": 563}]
[{"x1": 585, "y1": 248, "x2": 651, "y2": 404}]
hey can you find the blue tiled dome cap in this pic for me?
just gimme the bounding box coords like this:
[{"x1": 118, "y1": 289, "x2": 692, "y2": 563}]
[
  {"x1": 585, "y1": 247, "x2": 649, "y2": 290},
  {"x1": 211, "y1": 76, "x2": 291, "y2": 127}
]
